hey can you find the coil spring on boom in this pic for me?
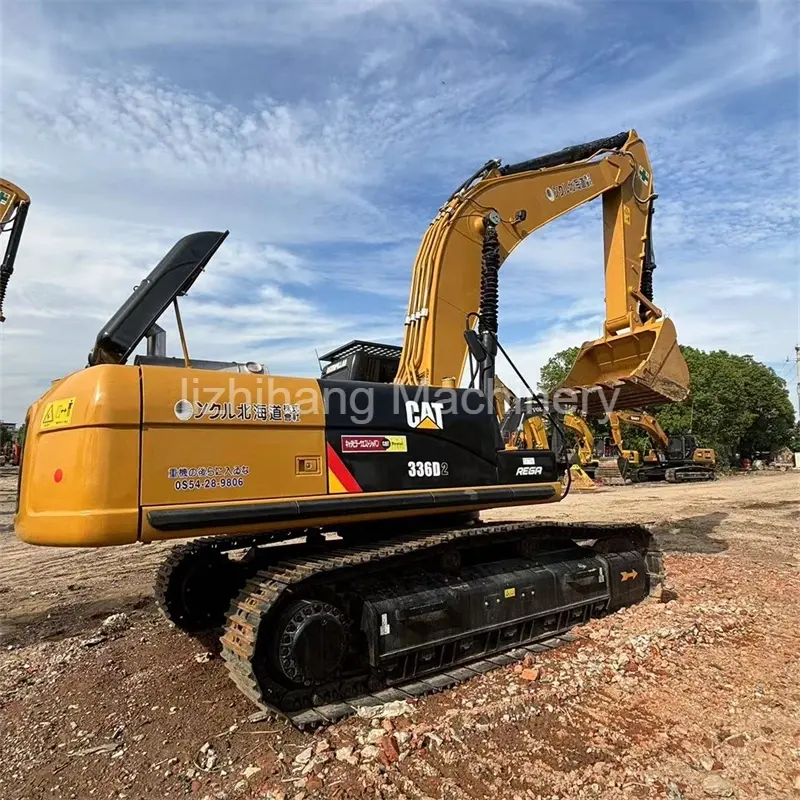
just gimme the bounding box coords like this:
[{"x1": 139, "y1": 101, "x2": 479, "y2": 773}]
[
  {"x1": 479, "y1": 219, "x2": 500, "y2": 335},
  {"x1": 638, "y1": 203, "x2": 656, "y2": 322},
  {"x1": 0, "y1": 279, "x2": 8, "y2": 322}
]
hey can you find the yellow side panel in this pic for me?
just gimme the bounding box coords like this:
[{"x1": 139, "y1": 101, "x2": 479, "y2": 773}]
[
  {"x1": 15, "y1": 366, "x2": 141, "y2": 547},
  {"x1": 140, "y1": 367, "x2": 327, "y2": 508}
]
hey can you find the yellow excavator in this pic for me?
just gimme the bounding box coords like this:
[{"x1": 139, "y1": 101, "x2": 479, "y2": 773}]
[
  {"x1": 609, "y1": 410, "x2": 717, "y2": 482},
  {"x1": 16, "y1": 131, "x2": 688, "y2": 727},
  {"x1": 562, "y1": 413, "x2": 598, "y2": 479},
  {"x1": 493, "y1": 377, "x2": 596, "y2": 490},
  {"x1": 493, "y1": 375, "x2": 549, "y2": 450},
  {"x1": 0, "y1": 178, "x2": 31, "y2": 323}
]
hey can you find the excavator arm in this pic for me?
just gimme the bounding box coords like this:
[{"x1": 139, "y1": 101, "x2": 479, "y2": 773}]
[
  {"x1": 563, "y1": 413, "x2": 594, "y2": 465},
  {"x1": 394, "y1": 130, "x2": 688, "y2": 412},
  {"x1": 0, "y1": 178, "x2": 31, "y2": 323},
  {"x1": 609, "y1": 410, "x2": 669, "y2": 450}
]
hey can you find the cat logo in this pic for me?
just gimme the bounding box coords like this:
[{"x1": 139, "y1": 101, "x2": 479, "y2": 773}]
[{"x1": 405, "y1": 400, "x2": 445, "y2": 430}]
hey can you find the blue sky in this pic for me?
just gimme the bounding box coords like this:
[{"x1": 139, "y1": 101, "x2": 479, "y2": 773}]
[{"x1": 1, "y1": 0, "x2": 798, "y2": 422}]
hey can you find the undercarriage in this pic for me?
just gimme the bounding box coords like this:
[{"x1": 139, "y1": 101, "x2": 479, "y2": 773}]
[
  {"x1": 155, "y1": 520, "x2": 663, "y2": 728},
  {"x1": 633, "y1": 464, "x2": 717, "y2": 483}
]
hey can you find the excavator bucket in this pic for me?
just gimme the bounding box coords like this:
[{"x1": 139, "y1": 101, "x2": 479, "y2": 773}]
[
  {"x1": 569, "y1": 464, "x2": 598, "y2": 491},
  {"x1": 559, "y1": 318, "x2": 689, "y2": 415}
]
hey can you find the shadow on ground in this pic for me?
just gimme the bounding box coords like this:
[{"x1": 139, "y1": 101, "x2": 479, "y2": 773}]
[
  {"x1": 0, "y1": 594, "x2": 154, "y2": 648},
  {"x1": 651, "y1": 511, "x2": 729, "y2": 555}
]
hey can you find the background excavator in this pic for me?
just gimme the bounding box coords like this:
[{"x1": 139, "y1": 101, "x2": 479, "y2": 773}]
[
  {"x1": 562, "y1": 413, "x2": 599, "y2": 482},
  {"x1": 609, "y1": 410, "x2": 717, "y2": 482},
  {"x1": 493, "y1": 378, "x2": 598, "y2": 490},
  {"x1": 0, "y1": 178, "x2": 31, "y2": 324},
  {"x1": 16, "y1": 131, "x2": 688, "y2": 727}
]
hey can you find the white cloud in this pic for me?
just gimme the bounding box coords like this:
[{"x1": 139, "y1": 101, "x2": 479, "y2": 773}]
[{"x1": 0, "y1": 0, "x2": 798, "y2": 425}]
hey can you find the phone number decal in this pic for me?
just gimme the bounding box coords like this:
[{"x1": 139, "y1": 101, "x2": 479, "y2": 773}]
[
  {"x1": 174, "y1": 477, "x2": 245, "y2": 491},
  {"x1": 168, "y1": 464, "x2": 249, "y2": 491}
]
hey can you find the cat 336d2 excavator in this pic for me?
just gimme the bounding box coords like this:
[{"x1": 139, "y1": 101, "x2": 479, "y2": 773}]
[
  {"x1": 16, "y1": 131, "x2": 690, "y2": 727},
  {"x1": 609, "y1": 410, "x2": 717, "y2": 483}
]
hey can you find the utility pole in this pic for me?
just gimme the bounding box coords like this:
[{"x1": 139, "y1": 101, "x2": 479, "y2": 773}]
[{"x1": 795, "y1": 345, "x2": 800, "y2": 421}]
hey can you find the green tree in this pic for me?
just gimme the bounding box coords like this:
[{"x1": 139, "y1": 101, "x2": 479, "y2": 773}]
[
  {"x1": 540, "y1": 343, "x2": 797, "y2": 465},
  {"x1": 656, "y1": 348, "x2": 796, "y2": 464},
  {"x1": 789, "y1": 422, "x2": 800, "y2": 453},
  {"x1": 0, "y1": 424, "x2": 13, "y2": 448},
  {"x1": 538, "y1": 346, "x2": 580, "y2": 395}
]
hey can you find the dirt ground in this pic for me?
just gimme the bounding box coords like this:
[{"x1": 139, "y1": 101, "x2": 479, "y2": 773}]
[{"x1": 1, "y1": 471, "x2": 799, "y2": 800}]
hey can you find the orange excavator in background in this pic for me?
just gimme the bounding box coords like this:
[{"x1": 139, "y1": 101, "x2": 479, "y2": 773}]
[
  {"x1": 0, "y1": 178, "x2": 31, "y2": 323},
  {"x1": 609, "y1": 410, "x2": 717, "y2": 482},
  {"x1": 16, "y1": 131, "x2": 687, "y2": 726}
]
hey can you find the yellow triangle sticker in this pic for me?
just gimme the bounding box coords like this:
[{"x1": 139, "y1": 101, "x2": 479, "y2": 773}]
[
  {"x1": 416, "y1": 417, "x2": 440, "y2": 430},
  {"x1": 328, "y1": 471, "x2": 348, "y2": 494},
  {"x1": 42, "y1": 406, "x2": 55, "y2": 426}
]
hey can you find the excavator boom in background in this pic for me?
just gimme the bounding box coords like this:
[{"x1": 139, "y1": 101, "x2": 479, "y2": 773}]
[
  {"x1": 609, "y1": 410, "x2": 716, "y2": 483},
  {"x1": 14, "y1": 131, "x2": 685, "y2": 727},
  {"x1": 0, "y1": 178, "x2": 31, "y2": 323},
  {"x1": 493, "y1": 378, "x2": 598, "y2": 489}
]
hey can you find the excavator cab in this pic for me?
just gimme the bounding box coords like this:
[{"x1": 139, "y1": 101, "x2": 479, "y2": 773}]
[
  {"x1": 667, "y1": 434, "x2": 715, "y2": 466},
  {"x1": 561, "y1": 318, "x2": 689, "y2": 415},
  {"x1": 319, "y1": 341, "x2": 401, "y2": 383}
]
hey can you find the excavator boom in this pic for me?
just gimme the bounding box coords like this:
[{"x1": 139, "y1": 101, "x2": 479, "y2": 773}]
[
  {"x1": 0, "y1": 178, "x2": 31, "y2": 323},
  {"x1": 609, "y1": 410, "x2": 669, "y2": 449},
  {"x1": 395, "y1": 130, "x2": 688, "y2": 412}
]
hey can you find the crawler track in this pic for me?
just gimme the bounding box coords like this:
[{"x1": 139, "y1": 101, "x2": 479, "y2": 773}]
[{"x1": 215, "y1": 521, "x2": 662, "y2": 728}]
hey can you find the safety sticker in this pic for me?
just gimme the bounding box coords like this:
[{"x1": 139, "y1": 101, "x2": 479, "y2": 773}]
[
  {"x1": 341, "y1": 435, "x2": 407, "y2": 453},
  {"x1": 41, "y1": 397, "x2": 76, "y2": 430},
  {"x1": 0, "y1": 191, "x2": 9, "y2": 206},
  {"x1": 504, "y1": 587, "x2": 516, "y2": 599}
]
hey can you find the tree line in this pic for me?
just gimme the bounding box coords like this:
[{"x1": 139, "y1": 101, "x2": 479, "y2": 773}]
[{"x1": 538, "y1": 345, "x2": 799, "y2": 465}]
